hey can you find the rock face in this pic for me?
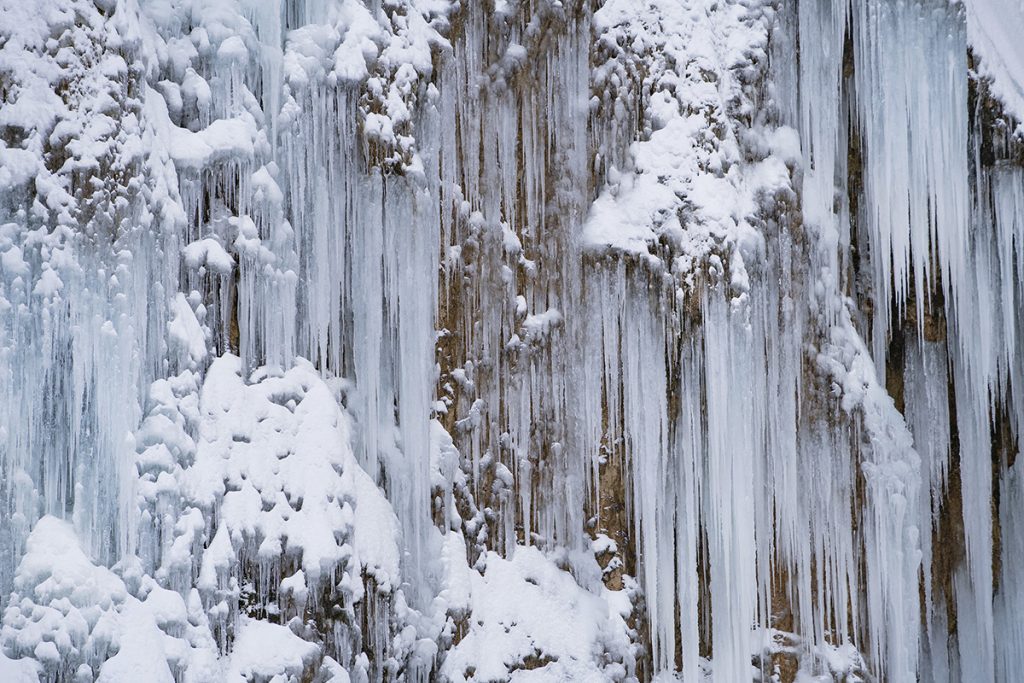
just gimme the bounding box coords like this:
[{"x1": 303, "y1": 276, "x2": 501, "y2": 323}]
[{"x1": 0, "y1": 0, "x2": 1022, "y2": 681}]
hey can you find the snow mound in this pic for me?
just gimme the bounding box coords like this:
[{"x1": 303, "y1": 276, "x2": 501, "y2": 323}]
[
  {"x1": 226, "y1": 618, "x2": 319, "y2": 682},
  {"x1": 137, "y1": 356, "x2": 401, "y2": 661},
  {"x1": 586, "y1": 0, "x2": 788, "y2": 291},
  {"x1": 3, "y1": 355, "x2": 411, "y2": 680},
  {"x1": 0, "y1": 517, "x2": 187, "y2": 683},
  {"x1": 441, "y1": 546, "x2": 632, "y2": 682}
]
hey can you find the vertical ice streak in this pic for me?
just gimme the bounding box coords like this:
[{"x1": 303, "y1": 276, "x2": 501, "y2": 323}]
[
  {"x1": 850, "y1": 0, "x2": 969, "y2": 370},
  {"x1": 701, "y1": 290, "x2": 758, "y2": 683}
]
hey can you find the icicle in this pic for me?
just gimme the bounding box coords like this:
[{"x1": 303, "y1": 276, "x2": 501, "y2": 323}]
[
  {"x1": 701, "y1": 288, "x2": 760, "y2": 683},
  {"x1": 796, "y1": 0, "x2": 849, "y2": 321},
  {"x1": 995, "y1": 460, "x2": 1024, "y2": 682},
  {"x1": 849, "y1": 0, "x2": 969, "y2": 371}
]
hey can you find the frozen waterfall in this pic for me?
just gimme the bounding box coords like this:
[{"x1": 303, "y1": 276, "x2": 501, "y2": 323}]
[{"x1": 0, "y1": 0, "x2": 1023, "y2": 681}]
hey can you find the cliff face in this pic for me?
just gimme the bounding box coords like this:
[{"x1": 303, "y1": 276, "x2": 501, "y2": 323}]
[{"x1": 0, "y1": 0, "x2": 1022, "y2": 681}]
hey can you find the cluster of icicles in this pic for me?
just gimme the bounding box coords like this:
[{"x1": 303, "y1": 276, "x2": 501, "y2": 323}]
[{"x1": 0, "y1": 0, "x2": 1022, "y2": 680}]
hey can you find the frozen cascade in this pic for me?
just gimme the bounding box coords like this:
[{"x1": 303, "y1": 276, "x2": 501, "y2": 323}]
[
  {"x1": 1, "y1": 0, "x2": 1024, "y2": 681},
  {"x1": 0, "y1": 0, "x2": 182, "y2": 588},
  {"x1": 790, "y1": 1, "x2": 1024, "y2": 680}
]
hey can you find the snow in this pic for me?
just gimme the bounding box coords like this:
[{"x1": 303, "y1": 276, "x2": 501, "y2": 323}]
[
  {"x1": 168, "y1": 293, "x2": 208, "y2": 366},
  {"x1": 968, "y1": 0, "x2": 1024, "y2": 125},
  {"x1": 585, "y1": 0, "x2": 774, "y2": 286},
  {"x1": 226, "y1": 618, "x2": 319, "y2": 682},
  {"x1": 153, "y1": 355, "x2": 402, "y2": 590},
  {"x1": 8, "y1": 517, "x2": 127, "y2": 609},
  {"x1": 96, "y1": 602, "x2": 176, "y2": 683},
  {"x1": 2, "y1": 517, "x2": 181, "y2": 682},
  {"x1": 183, "y1": 239, "x2": 235, "y2": 275},
  {"x1": 441, "y1": 546, "x2": 631, "y2": 682},
  {"x1": 168, "y1": 117, "x2": 258, "y2": 172}
]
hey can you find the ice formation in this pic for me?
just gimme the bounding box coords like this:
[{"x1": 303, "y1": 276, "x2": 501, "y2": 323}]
[{"x1": 1, "y1": 0, "x2": 1023, "y2": 681}]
